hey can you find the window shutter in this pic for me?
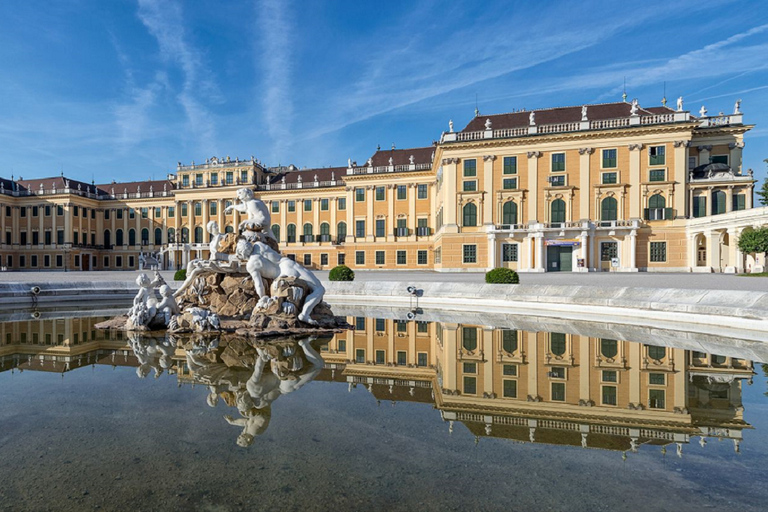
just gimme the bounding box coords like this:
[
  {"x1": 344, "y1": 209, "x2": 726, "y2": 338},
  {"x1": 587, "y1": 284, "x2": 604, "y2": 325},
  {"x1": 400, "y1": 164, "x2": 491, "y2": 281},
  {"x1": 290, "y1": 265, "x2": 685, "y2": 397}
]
[
  {"x1": 664, "y1": 207, "x2": 673, "y2": 220},
  {"x1": 643, "y1": 208, "x2": 650, "y2": 220}
]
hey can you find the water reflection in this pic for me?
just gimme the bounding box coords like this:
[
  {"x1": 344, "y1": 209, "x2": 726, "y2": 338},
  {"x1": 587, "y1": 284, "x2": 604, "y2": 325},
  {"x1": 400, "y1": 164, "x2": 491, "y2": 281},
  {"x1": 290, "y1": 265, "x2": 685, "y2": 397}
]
[{"x1": 0, "y1": 314, "x2": 757, "y2": 456}]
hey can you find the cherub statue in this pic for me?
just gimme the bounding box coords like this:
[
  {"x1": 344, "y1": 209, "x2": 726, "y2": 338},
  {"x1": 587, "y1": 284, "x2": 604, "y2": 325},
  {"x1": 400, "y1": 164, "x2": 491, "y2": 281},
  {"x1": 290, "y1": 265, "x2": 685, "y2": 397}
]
[
  {"x1": 156, "y1": 284, "x2": 180, "y2": 325},
  {"x1": 174, "y1": 221, "x2": 242, "y2": 297},
  {"x1": 127, "y1": 272, "x2": 165, "y2": 329},
  {"x1": 224, "y1": 188, "x2": 276, "y2": 243},
  {"x1": 245, "y1": 242, "x2": 326, "y2": 325}
]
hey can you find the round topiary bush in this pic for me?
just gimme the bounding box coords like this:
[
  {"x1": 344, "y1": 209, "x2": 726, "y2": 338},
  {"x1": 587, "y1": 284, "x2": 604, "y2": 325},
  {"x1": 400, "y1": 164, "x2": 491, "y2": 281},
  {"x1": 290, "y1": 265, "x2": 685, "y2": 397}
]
[
  {"x1": 485, "y1": 267, "x2": 519, "y2": 284},
  {"x1": 329, "y1": 265, "x2": 355, "y2": 282},
  {"x1": 174, "y1": 269, "x2": 187, "y2": 281}
]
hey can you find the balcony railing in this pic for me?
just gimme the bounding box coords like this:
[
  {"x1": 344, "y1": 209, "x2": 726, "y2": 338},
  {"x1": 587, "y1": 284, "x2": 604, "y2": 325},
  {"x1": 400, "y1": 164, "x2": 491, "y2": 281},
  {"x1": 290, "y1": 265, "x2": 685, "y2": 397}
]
[
  {"x1": 415, "y1": 226, "x2": 432, "y2": 236},
  {"x1": 318, "y1": 234, "x2": 332, "y2": 242},
  {"x1": 643, "y1": 208, "x2": 675, "y2": 221},
  {"x1": 394, "y1": 227, "x2": 411, "y2": 237},
  {"x1": 300, "y1": 235, "x2": 315, "y2": 243}
]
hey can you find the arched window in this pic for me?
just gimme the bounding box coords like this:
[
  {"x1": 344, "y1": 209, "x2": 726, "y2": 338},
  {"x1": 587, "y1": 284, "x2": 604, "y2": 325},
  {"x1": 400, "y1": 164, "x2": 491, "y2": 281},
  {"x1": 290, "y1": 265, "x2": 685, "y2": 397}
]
[
  {"x1": 502, "y1": 329, "x2": 518, "y2": 353},
  {"x1": 712, "y1": 190, "x2": 726, "y2": 215},
  {"x1": 103, "y1": 230, "x2": 111, "y2": 247},
  {"x1": 181, "y1": 227, "x2": 189, "y2": 243},
  {"x1": 550, "y1": 332, "x2": 566, "y2": 356},
  {"x1": 141, "y1": 228, "x2": 149, "y2": 244},
  {"x1": 502, "y1": 200, "x2": 518, "y2": 225},
  {"x1": 320, "y1": 222, "x2": 330, "y2": 235},
  {"x1": 303, "y1": 223, "x2": 313, "y2": 236},
  {"x1": 128, "y1": 229, "x2": 136, "y2": 246},
  {"x1": 168, "y1": 228, "x2": 176, "y2": 244},
  {"x1": 271, "y1": 224, "x2": 280, "y2": 243},
  {"x1": 337, "y1": 222, "x2": 347, "y2": 240},
  {"x1": 462, "y1": 327, "x2": 477, "y2": 351},
  {"x1": 154, "y1": 228, "x2": 162, "y2": 246},
  {"x1": 116, "y1": 229, "x2": 124, "y2": 246},
  {"x1": 648, "y1": 345, "x2": 666, "y2": 360},
  {"x1": 194, "y1": 226, "x2": 203, "y2": 244},
  {"x1": 287, "y1": 224, "x2": 296, "y2": 242},
  {"x1": 462, "y1": 203, "x2": 477, "y2": 227},
  {"x1": 225, "y1": 225, "x2": 234, "y2": 233},
  {"x1": 601, "y1": 197, "x2": 618, "y2": 221},
  {"x1": 600, "y1": 339, "x2": 618, "y2": 359},
  {"x1": 550, "y1": 199, "x2": 566, "y2": 224},
  {"x1": 649, "y1": 194, "x2": 666, "y2": 209}
]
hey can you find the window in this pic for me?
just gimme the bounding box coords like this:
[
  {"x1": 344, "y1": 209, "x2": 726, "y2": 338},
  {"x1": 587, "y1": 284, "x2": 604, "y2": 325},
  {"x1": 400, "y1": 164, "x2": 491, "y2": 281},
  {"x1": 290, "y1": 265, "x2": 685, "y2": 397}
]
[
  {"x1": 693, "y1": 196, "x2": 707, "y2": 218},
  {"x1": 141, "y1": 207, "x2": 148, "y2": 219},
  {"x1": 502, "y1": 243, "x2": 518, "y2": 262},
  {"x1": 434, "y1": 247, "x2": 441, "y2": 264},
  {"x1": 649, "y1": 373, "x2": 666, "y2": 385},
  {"x1": 417, "y1": 250, "x2": 427, "y2": 265},
  {"x1": 417, "y1": 353, "x2": 428, "y2": 367},
  {"x1": 550, "y1": 333, "x2": 566, "y2": 356},
  {"x1": 375, "y1": 250, "x2": 385, "y2": 265},
  {"x1": 375, "y1": 318, "x2": 386, "y2": 332},
  {"x1": 355, "y1": 349, "x2": 365, "y2": 363},
  {"x1": 602, "y1": 172, "x2": 617, "y2": 184},
  {"x1": 194, "y1": 174, "x2": 203, "y2": 186},
  {"x1": 31, "y1": 255, "x2": 37, "y2": 267},
  {"x1": 181, "y1": 203, "x2": 188, "y2": 217},
  {"x1": 302, "y1": 223, "x2": 313, "y2": 240},
  {"x1": 463, "y1": 362, "x2": 477, "y2": 374},
  {"x1": 337, "y1": 222, "x2": 347, "y2": 241},
  {"x1": 503, "y1": 156, "x2": 517, "y2": 174},
  {"x1": 209, "y1": 202, "x2": 217, "y2": 216},
  {"x1": 194, "y1": 203, "x2": 202, "y2": 216},
  {"x1": 355, "y1": 250, "x2": 365, "y2": 265},
  {"x1": 128, "y1": 229, "x2": 136, "y2": 246},
  {"x1": 45, "y1": 206, "x2": 51, "y2": 216},
  {"x1": 210, "y1": 173, "x2": 218, "y2": 185},
  {"x1": 56, "y1": 255, "x2": 63, "y2": 267},
  {"x1": 303, "y1": 254, "x2": 312, "y2": 266},
  {"x1": 649, "y1": 145, "x2": 665, "y2": 165},
  {"x1": 129, "y1": 208, "x2": 135, "y2": 219},
  {"x1": 600, "y1": 339, "x2": 618, "y2": 359},
  {"x1": 733, "y1": 194, "x2": 746, "y2": 211},
  {"x1": 711, "y1": 154, "x2": 728, "y2": 165},
  {"x1": 646, "y1": 193, "x2": 667, "y2": 220},
  {"x1": 601, "y1": 197, "x2": 618, "y2": 221},
  {"x1": 502, "y1": 329, "x2": 518, "y2": 353},
  {"x1": 712, "y1": 190, "x2": 726, "y2": 215},
  {"x1": 463, "y1": 159, "x2": 477, "y2": 177},
  {"x1": 241, "y1": 170, "x2": 248, "y2": 183},
  {"x1": 462, "y1": 203, "x2": 477, "y2": 227},
  {"x1": 355, "y1": 317, "x2": 366, "y2": 330},
  {"x1": 463, "y1": 376, "x2": 477, "y2": 395},
  {"x1": 602, "y1": 370, "x2": 617, "y2": 383},
  {"x1": 550, "y1": 199, "x2": 566, "y2": 224},
  {"x1": 304, "y1": 199, "x2": 312, "y2": 212},
  {"x1": 57, "y1": 205, "x2": 64, "y2": 216},
  {"x1": 463, "y1": 180, "x2": 477, "y2": 192},
  {"x1": 375, "y1": 186, "x2": 385, "y2": 201},
  {"x1": 375, "y1": 219, "x2": 385, "y2": 238},
  {"x1": 551, "y1": 153, "x2": 565, "y2": 172},
  {"x1": 194, "y1": 227, "x2": 203, "y2": 244},
  {"x1": 463, "y1": 244, "x2": 477, "y2": 264},
  {"x1": 502, "y1": 201, "x2": 517, "y2": 225},
  {"x1": 321, "y1": 198, "x2": 329, "y2": 211},
  {"x1": 320, "y1": 253, "x2": 328, "y2": 266},
  {"x1": 338, "y1": 339, "x2": 346, "y2": 352},
  {"x1": 396, "y1": 320, "x2": 407, "y2": 333},
  {"x1": 650, "y1": 242, "x2": 667, "y2": 262},
  {"x1": 397, "y1": 351, "x2": 407, "y2": 365},
  {"x1": 286, "y1": 224, "x2": 296, "y2": 243},
  {"x1": 337, "y1": 253, "x2": 346, "y2": 265},
  {"x1": 182, "y1": 174, "x2": 190, "y2": 187},
  {"x1": 462, "y1": 327, "x2": 477, "y2": 351},
  {"x1": 338, "y1": 197, "x2": 346, "y2": 210},
  {"x1": 355, "y1": 220, "x2": 365, "y2": 238},
  {"x1": 287, "y1": 200, "x2": 296, "y2": 212},
  {"x1": 167, "y1": 228, "x2": 175, "y2": 243},
  {"x1": 649, "y1": 389, "x2": 665, "y2": 409},
  {"x1": 32, "y1": 206, "x2": 39, "y2": 217},
  {"x1": 551, "y1": 382, "x2": 565, "y2": 401},
  {"x1": 503, "y1": 364, "x2": 517, "y2": 376},
  {"x1": 502, "y1": 178, "x2": 517, "y2": 190},
  {"x1": 397, "y1": 185, "x2": 407, "y2": 200},
  {"x1": 602, "y1": 149, "x2": 617, "y2": 168},
  {"x1": 417, "y1": 321, "x2": 429, "y2": 333},
  {"x1": 225, "y1": 172, "x2": 234, "y2": 185},
  {"x1": 647, "y1": 345, "x2": 666, "y2": 360},
  {"x1": 141, "y1": 228, "x2": 149, "y2": 244},
  {"x1": 396, "y1": 250, "x2": 406, "y2": 265},
  {"x1": 271, "y1": 201, "x2": 279, "y2": 213},
  {"x1": 549, "y1": 175, "x2": 565, "y2": 187},
  {"x1": 168, "y1": 207, "x2": 174, "y2": 218},
  {"x1": 602, "y1": 386, "x2": 617, "y2": 405},
  {"x1": 549, "y1": 366, "x2": 566, "y2": 379},
  {"x1": 355, "y1": 188, "x2": 365, "y2": 202},
  {"x1": 417, "y1": 184, "x2": 428, "y2": 199},
  {"x1": 181, "y1": 227, "x2": 189, "y2": 243},
  {"x1": 375, "y1": 350, "x2": 385, "y2": 364},
  {"x1": 649, "y1": 169, "x2": 666, "y2": 182}
]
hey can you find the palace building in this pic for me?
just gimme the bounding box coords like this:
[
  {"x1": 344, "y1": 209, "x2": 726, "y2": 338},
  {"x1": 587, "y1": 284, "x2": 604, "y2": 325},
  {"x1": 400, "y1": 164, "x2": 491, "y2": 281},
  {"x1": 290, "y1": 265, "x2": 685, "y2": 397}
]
[{"x1": 0, "y1": 99, "x2": 765, "y2": 273}]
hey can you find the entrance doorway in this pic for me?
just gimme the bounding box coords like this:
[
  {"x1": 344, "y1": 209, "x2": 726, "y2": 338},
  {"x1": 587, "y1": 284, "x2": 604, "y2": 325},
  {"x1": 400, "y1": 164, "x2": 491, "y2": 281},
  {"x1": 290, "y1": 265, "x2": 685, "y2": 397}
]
[
  {"x1": 547, "y1": 246, "x2": 573, "y2": 272},
  {"x1": 82, "y1": 254, "x2": 90, "y2": 271}
]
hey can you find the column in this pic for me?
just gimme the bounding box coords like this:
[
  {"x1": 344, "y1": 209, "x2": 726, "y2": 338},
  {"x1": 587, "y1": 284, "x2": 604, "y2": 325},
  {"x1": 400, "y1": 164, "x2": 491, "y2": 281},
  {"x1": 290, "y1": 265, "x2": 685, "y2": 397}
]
[
  {"x1": 482, "y1": 155, "x2": 495, "y2": 225},
  {"x1": 483, "y1": 328, "x2": 494, "y2": 396},
  {"x1": 487, "y1": 232, "x2": 497, "y2": 269},
  {"x1": 38, "y1": 205, "x2": 44, "y2": 246},
  {"x1": 51, "y1": 207, "x2": 56, "y2": 247},
  {"x1": 201, "y1": 200, "x2": 209, "y2": 248},
  {"x1": 296, "y1": 197, "x2": 304, "y2": 242},
  {"x1": 579, "y1": 231, "x2": 588, "y2": 272},
  {"x1": 64, "y1": 204, "x2": 72, "y2": 244},
  {"x1": 442, "y1": 159, "x2": 459, "y2": 232},
  {"x1": 579, "y1": 337, "x2": 590, "y2": 404},
  {"x1": 365, "y1": 186, "x2": 374, "y2": 242},
  {"x1": 280, "y1": 200, "x2": 287, "y2": 243},
  {"x1": 123, "y1": 208, "x2": 128, "y2": 248},
  {"x1": 26, "y1": 210, "x2": 32, "y2": 246},
  {"x1": 443, "y1": 325, "x2": 458, "y2": 391},
  {"x1": 729, "y1": 141, "x2": 744, "y2": 174},
  {"x1": 578, "y1": 148, "x2": 592, "y2": 220},
  {"x1": 387, "y1": 323, "x2": 395, "y2": 364},
  {"x1": 527, "y1": 332, "x2": 539, "y2": 400},
  {"x1": 628, "y1": 144, "x2": 642, "y2": 218},
  {"x1": 628, "y1": 230, "x2": 637, "y2": 271},
  {"x1": 698, "y1": 145, "x2": 712, "y2": 166},
  {"x1": 534, "y1": 233, "x2": 544, "y2": 272},
  {"x1": 705, "y1": 230, "x2": 719, "y2": 272},
  {"x1": 330, "y1": 198, "x2": 337, "y2": 242},
  {"x1": 725, "y1": 185, "x2": 734, "y2": 213},
  {"x1": 386, "y1": 185, "x2": 395, "y2": 241},
  {"x1": 527, "y1": 152, "x2": 540, "y2": 222},
  {"x1": 673, "y1": 348, "x2": 686, "y2": 410},
  {"x1": 313, "y1": 197, "x2": 320, "y2": 236},
  {"x1": 727, "y1": 228, "x2": 744, "y2": 273},
  {"x1": 0, "y1": 202, "x2": 5, "y2": 244},
  {"x1": 408, "y1": 183, "x2": 417, "y2": 238},
  {"x1": 673, "y1": 141, "x2": 689, "y2": 218},
  {"x1": 525, "y1": 235, "x2": 534, "y2": 271},
  {"x1": 628, "y1": 342, "x2": 641, "y2": 407},
  {"x1": 345, "y1": 187, "x2": 354, "y2": 232},
  {"x1": 407, "y1": 322, "x2": 416, "y2": 366}
]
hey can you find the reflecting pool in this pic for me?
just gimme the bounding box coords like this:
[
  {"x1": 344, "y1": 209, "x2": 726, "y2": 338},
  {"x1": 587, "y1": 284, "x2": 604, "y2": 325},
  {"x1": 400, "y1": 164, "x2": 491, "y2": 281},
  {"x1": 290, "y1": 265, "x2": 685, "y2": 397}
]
[{"x1": 2, "y1": 308, "x2": 768, "y2": 511}]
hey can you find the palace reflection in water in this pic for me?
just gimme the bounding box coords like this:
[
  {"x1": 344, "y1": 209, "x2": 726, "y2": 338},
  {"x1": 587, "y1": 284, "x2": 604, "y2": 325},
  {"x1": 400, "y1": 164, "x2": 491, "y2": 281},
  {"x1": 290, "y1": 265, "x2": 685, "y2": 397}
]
[{"x1": 0, "y1": 314, "x2": 755, "y2": 455}]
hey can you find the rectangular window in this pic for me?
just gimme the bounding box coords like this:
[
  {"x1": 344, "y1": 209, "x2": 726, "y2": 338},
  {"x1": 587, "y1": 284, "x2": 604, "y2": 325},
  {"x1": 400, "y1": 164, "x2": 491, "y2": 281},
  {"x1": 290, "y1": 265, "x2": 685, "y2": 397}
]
[
  {"x1": 649, "y1": 373, "x2": 666, "y2": 385},
  {"x1": 649, "y1": 146, "x2": 666, "y2": 166},
  {"x1": 44, "y1": 255, "x2": 50, "y2": 267},
  {"x1": 337, "y1": 253, "x2": 345, "y2": 265},
  {"x1": 355, "y1": 188, "x2": 365, "y2": 202},
  {"x1": 56, "y1": 255, "x2": 63, "y2": 267},
  {"x1": 502, "y1": 178, "x2": 517, "y2": 190},
  {"x1": 129, "y1": 256, "x2": 135, "y2": 268},
  {"x1": 602, "y1": 149, "x2": 617, "y2": 168},
  {"x1": 375, "y1": 219, "x2": 385, "y2": 238},
  {"x1": 45, "y1": 206, "x2": 51, "y2": 216},
  {"x1": 396, "y1": 250, "x2": 406, "y2": 265},
  {"x1": 463, "y1": 376, "x2": 477, "y2": 395},
  {"x1": 396, "y1": 320, "x2": 407, "y2": 333},
  {"x1": 304, "y1": 199, "x2": 312, "y2": 212},
  {"x1": 649, "y1": 242, "x2": 667, "y2": 262},
  {"x1": 182, "y1": 175, "x2": 190, "y2": 187},
  {"x1": 434, "y1": 247, "x2": 441, "y2": 264},
  {"x1": 732, "y1": 194, "x2": 746, "y2": 211},
  {"x1": 375, "y1": 250, "x2": 385, "y2": 265},
  {"x1": 375, "y1": 186, "x2": 385, "y2": 201},
  {"x1": 375, "y1": 318, "x2": 386, "y2": 332},
  {"x1": 711, "y1": 155, "x2": 728, "y2": 165},
  {"x1": 463, "y1": 159, "x2": 477, "y2": 177},
  {"x1": 168, "y1": 207, "x2": 175, "y2": 218},
  {"x1": 320, "y1": 253, "x2": 328, "y2": 266},
  {"x1": 375, "y1": 350, "x2": 385, "y2": 364},
  {"x1": 32, "y1": 206, "x2": 39, "y2": 217},
  {"x1": 287, "y1": 200, "x2": 296, "y2": 212},
  {"x1": 551, "y1": 153, "x2": 565, "y2": 172},
  {"x1": 338, "y1": 197, "x2": 346, "y2": 210},
  {"x1": 503, "y1": 379, "x2": 517, "y2": 398},
  {"x1": 194, "y1": 174, "x2": 203, "y2": 186},
  {"x1": 20, "y1": 231, "x2": 27, "y2": 245},
  {"x1": 338, "y1": 339, "x2": 346, "y2": 352},
  {"x1": 601, "y1": 172, "x2": 617, "y2": 184},
  {"x1": 355, "y1": 349, "x2": 365, "y2": 364},
  {"x1": 154, "y1": 207, "x2": 162, "y2": 218},
  {"x1": 271, "y1": 201, "x2": 279, "y2": 213},
  {"x1": 57, "y1": 205, "x2": 64, "y2": 216},
  {"x1": 502, "y1": 243, "x2": 518, "y2": 262},
  {"x1": 397, "y1": 185, "x2": 407, "y2": 200},
  {"x1": 115, "y1": 256, "x2": 122, "y2": 267},
  {"x1": 355, "y1": 316, "x2": 366, "y2": 330},
  {"x1": 551, "y1": 382, "x2": 566, "y2": 401},
  {"x1": 463, "y1": 180, "x2": 477, "y2": 192},
  {"x1": 209, "y1": 202, "x2": 217, "y2": 216},
  {"x1": 601, "y1": 242, "x2": 617, "y2": 262},
  {"x1": 463, "y1": 362, "x2": 477, "y2": 374},
  {"x1": 503, "y1": 364, "x2": 517, "y2": 376},
  {"x1": 417, "y1": 353, "x2": 427, "y2": 367},
  {"x1": 417, "y1": 184, "x2": 428, "y2": 199},
  {"x1": 194, "y1": 203, "x2": 202, "y2": 216},
  {"x1": 463, "y1": 244, "x2": 477, "y2": 264},
  {"x1": 180, "y1": 204, "x2": 188, "y2": 217},
  {"x1": 129, "y1": 208, "x2": 135, "y2": 219},
  {"x1": 417, "y1": 250, "x2": 427, "y2": 265},
  {"x1": 549, "y1": 366, "x2": 566, "y2": 379},
  {"x1": 355, "y1": 250, "x2": 365, "y2": 265},
  {"x1": 140, "y1": 207, "x2": 147, "y2": 219},
  {"x1": 649, "y1": 389, "x2": 666, "y2": 409},
  {"x1": 602, "y1": 370, "x2": 617, "y2": 383},
  {"x1": 693, "y1": 196, "x2": 707, "y2": 218},
  {"x1": 417, "y1": 321, "x2": 428, "y2": 333},
  {"x1": 355, "y1": 220, "x2": 365, "y2": 238},
  {"x1": 321, "y1": 198, "x2": 329, "y2": 211},
  {"x1": 57, "y1": 230, "x2": 64, "y2": 244},
  {"x1": 241, "y1": 170, "x2": 248, "y2": 183},
  {"x1": 503, "y1": 156, "x2": 517, "y2": 174},
  {"x1": 5, "y1": 206, "x2": 10, "y2": 216},
  {"x1": 103, "y1": 256, "x2": 108, "y2": 268},
  {"x1": 31, "y1": 255, "x2": 37, "y2": 267},
  {"x1": 397, "y1": 351, "x2": 407, "y2": 365},
  {"x1": 549, "y1": 175, "x2": 565, "y2": 187},
  {"x1": 21, "y1": 207, "x2": 28, "y2": 218},
  {"x1": 602, "y1": 386, "x2": 617, "y2": 405},
  {"x1": 303, "y1": 254, "x2": 311, "y2": 266},
  {"x1": 649, "y1": 169, "x2": 666, "y2": 182},
  {"x1": 225, "y1": 172, "x2": 233, "y2": 185},
  {"x1": 210, "y1": 173, "x2": 218, "y2": 185}
]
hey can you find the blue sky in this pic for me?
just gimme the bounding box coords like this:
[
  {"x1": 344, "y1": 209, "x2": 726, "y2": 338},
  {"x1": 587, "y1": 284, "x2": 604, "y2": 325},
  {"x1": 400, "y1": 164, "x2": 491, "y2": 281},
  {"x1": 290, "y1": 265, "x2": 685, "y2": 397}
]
[{"x1": 1, "y1": 0, "x2": 767, "y2": 184}]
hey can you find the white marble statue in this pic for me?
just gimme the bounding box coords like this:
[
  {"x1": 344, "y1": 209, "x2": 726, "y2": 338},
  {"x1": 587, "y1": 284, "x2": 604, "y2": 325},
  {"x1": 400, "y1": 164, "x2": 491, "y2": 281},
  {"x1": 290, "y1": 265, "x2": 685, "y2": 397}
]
[
  {"x1": 677, "y1": 96, "x2": 684, "y2": 112},
  {"x1": 734, "y1": 98, "x2": 742, "y2": 114},
  {"x1": 174, "y1": 221, "x2": 242, "y2": 297},
  {"x1": 224, "y1": 188, "x2": 276, "y2": 242},
  {"x1": 245, "y1": 242, "x2": 325, "y2": 325},
  {"x1": 699, "y1": 105, "x2": 707, "y2": 117},
  {"x1": 127, "y1": 272, "x2": 165, "y2": 329},
  {"x1": 448, "y1": 119, "x2": 454, "y2": 132},
  {"x1": 529, "y1": 111, "x2": 535, "y2": 125},
  {"x1": 630, "y1": 98, "x2": 639, "y2": 116},
  {"x1": 581, "y1": 105, "x2": 588, "y2": 121}
]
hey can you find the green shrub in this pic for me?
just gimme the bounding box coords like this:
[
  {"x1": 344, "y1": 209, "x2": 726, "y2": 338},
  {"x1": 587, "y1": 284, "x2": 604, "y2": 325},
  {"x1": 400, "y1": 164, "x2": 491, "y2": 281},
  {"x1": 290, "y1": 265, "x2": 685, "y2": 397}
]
[
  {"x1": 329, "y1": 265, "x2": 355, "y2": 281},
  {"x1": 485, "y1": 267, "x2": 519, "y2": 284},
  {"x1": 174, "y1": 269, "x2": 187, "y2": 281}
]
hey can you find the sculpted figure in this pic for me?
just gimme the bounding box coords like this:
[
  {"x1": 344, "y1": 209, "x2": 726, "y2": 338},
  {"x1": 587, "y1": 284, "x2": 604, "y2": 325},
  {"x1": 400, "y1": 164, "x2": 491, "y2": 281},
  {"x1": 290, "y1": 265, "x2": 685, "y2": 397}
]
[
  {"x1": 224, "y1": 188, "x2": 276, "y2": 242},
  {"x1": 127, "y1": 272, "x2": 165, "y2": 329},
  {"x1": 677, "y1": 96, "x2": 684, "y2": 112},
  {"x1": 245, "y1": 242, "x2": 326, "y2": 325},
  {"x1": 174, "y1": 221, "x2": 243, "y2": 297}
]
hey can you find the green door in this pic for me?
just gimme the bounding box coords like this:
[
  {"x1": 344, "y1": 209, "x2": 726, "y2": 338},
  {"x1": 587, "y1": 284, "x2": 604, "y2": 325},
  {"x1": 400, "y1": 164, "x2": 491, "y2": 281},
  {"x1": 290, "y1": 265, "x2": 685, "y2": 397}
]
[
  {"x1": 559, "y1": 247, "x2": 573, "y2": 272},
  {"x1": 547, "y1": 246, "x2": 573, "y2": 272}
]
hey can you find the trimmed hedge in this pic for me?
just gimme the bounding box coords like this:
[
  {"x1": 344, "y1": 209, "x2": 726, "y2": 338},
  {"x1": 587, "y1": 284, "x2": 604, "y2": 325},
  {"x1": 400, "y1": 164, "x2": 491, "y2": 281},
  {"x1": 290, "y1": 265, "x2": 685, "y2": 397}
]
[
  {"x1": 329, "y1": 265, "x2": 355, "y2": 281},
  {"x1": 174, "y1": 269, "x2": 187, "y2": 281},
  {"x1": 485, "y1": 267, "x2": 519, "y2": 284}
]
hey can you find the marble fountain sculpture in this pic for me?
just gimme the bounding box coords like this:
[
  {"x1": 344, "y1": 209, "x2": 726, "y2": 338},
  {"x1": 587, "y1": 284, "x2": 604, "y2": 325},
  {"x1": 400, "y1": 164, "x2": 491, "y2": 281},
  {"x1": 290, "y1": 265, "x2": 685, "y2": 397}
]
[{"x1": 96, "y1": 187, "x2": 348, "y2": 337}]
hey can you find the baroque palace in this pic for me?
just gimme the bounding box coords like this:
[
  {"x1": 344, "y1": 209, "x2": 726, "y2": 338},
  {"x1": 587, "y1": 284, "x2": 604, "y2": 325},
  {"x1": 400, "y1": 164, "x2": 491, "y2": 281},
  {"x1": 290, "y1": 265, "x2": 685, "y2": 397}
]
[{"x1": 0, "y1": 98, "x2": 765, "y2": 273}]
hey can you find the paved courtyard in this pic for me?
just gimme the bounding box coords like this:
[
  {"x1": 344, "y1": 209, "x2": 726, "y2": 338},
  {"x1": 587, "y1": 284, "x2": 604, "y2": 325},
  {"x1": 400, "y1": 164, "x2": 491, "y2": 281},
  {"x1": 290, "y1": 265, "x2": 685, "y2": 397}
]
[{"x1": 0, "y1": 269, "x2": 765, "y2": 291}]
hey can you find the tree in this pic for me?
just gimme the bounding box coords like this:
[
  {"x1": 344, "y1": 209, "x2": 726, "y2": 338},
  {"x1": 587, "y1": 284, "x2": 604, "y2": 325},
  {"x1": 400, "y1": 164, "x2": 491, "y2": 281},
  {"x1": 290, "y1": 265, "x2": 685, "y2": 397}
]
[
  {"x1": 737, "y1": 226, "x2": 768, "y2": 255},
  {"x1": 757, "y1": 160, "x2": 768, "y2": 206}
]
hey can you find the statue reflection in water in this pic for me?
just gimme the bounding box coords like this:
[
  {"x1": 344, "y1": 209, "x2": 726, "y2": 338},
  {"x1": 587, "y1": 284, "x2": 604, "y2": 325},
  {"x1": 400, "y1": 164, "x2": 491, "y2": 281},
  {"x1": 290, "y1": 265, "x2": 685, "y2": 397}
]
[{"x1": 128, "y1": 332, "x2": 176, "y2": 379}]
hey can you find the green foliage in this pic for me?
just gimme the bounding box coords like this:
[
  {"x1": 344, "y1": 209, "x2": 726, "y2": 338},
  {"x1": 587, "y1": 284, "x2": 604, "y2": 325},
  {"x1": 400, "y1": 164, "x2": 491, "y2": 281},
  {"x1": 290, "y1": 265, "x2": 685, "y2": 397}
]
[
  {"x1": 329, "y1": 265, "x2": 355, "y2": 281},
  {"x1": 485, "y1": 267, "x2": 520, "y2": 284},
  {"x1": 757, "y1": 175, "x2": 768, "y2": 206},
  {"x1": 737, "y1": 227, "x2": 768, "y2": 255},
  {"x1": 174, "y1": 269, "x2": 187, "y2": 281}
]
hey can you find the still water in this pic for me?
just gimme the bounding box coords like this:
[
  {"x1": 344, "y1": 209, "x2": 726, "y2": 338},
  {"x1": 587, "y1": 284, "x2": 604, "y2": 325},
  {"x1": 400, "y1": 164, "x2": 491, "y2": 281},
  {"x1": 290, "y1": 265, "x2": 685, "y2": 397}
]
[{"x1": 1, "y1": 308, "x2": 768, "y2": 511}]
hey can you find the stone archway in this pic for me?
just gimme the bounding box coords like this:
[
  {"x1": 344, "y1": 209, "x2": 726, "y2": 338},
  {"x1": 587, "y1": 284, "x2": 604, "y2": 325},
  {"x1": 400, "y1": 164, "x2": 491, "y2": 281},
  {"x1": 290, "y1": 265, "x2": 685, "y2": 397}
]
[{"x1": 695, "y1": 233, "x2": 707, "y2": 267}]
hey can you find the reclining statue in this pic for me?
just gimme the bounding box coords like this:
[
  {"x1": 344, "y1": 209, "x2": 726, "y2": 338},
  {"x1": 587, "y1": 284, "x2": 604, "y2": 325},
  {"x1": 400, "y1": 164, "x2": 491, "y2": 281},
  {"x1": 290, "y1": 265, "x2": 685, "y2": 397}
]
[{"x1": 174, "y1": 221, "x2": 243, "y2": 298}]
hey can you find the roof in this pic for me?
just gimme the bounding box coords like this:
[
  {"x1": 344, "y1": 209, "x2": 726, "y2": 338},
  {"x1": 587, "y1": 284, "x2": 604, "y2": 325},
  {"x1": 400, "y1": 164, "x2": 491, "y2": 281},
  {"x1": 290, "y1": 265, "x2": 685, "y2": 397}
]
[
  {"x1": 95, "y1": 179, "x2": 175, "y2": 195},
  {"x1": 462, "y1": 101, "x2": 665, "y2": 132},
  {"x1": 266, "y1": 166, "x2": 346, "y2": 186},
  {"x1": 369, "y1": 146, "x2": 434, "y2": 167},
  {"x1": 14, "y1": 176, "x2": 97, "y2": 194}
]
